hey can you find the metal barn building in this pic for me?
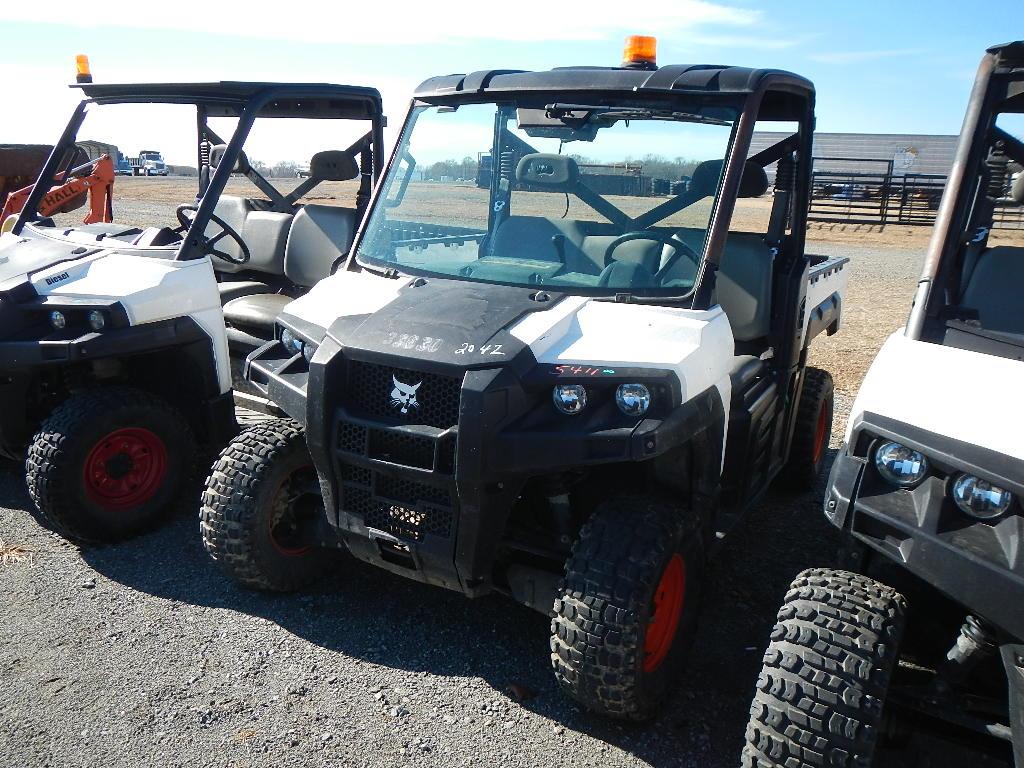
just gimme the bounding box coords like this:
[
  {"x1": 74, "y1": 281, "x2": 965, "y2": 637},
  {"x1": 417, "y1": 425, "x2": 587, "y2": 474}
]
[
  {"x1": 749, "y1": 132, "x2": 959, "y2": 178},
  {"x1": 76, "y1": 140, "x2": 121, "y2": 163}
]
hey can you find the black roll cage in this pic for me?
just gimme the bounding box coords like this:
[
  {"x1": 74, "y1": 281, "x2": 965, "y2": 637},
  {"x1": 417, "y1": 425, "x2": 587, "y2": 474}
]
[
  {"x1": 12, "y1": 82, "x2": 386, "y2": 264},
  {"x1": 906, "y1": 41, "x2": 1024, "y2": 339},
  {"x1": 345, "y1": 76, "x2": 814, "y2": 310}
]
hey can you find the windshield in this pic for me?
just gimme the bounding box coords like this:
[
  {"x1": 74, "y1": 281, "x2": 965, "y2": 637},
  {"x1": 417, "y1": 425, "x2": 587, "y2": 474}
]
[{"x1": 356, "y1": 101, "x2": 738, "y2": 295}]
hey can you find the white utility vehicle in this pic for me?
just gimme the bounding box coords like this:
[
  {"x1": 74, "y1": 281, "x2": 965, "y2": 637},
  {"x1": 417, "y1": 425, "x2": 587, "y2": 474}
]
[
  {"x1": 743, "y1": 41, "x2": 1024, "y2": 768},
  {"x1": 202, "y1": 39, "x2": 849, "y2": 719},
  {"x1": 0, "y1": 79, "x2": 384, "y2": 544}
]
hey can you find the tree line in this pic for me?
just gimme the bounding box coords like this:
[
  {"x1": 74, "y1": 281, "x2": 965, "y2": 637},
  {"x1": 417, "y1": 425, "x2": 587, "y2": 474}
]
[{"x1": 420, "y1": 154, "x2": 701, "y2": 182}]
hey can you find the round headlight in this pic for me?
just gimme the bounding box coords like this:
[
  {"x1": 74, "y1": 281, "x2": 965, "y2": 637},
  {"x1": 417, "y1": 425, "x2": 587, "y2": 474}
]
[
  {"x1": 874, "y1": 441, "x2": 928, "y2": 487},
  {"x1": 49, "y1": 310, "x2": 66, "y2": 330},
  {"x1": 552, "y1": 384, "x2": 587, "y2": 415},
  {"x1": 302, "y1": 341, "x2": 318, "y2": 363},
  {"x1": 615, "y1": 383, "x2": 651, "y2": 416},
  {"x1": 952, "y1": 474, "x2": 1013, "y2": 520},
  {"x1": 87, "y1": 310, "x2": 105, "y2": 331}
]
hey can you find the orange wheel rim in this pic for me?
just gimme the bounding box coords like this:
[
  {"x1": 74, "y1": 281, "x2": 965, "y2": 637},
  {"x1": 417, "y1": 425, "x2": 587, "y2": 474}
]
[
  {"x1": 643, "y1": 553, "x2": 686, "y2": 673},
  {"x1": 812, "y1": 401, "x2": 829, "y2": 465}
]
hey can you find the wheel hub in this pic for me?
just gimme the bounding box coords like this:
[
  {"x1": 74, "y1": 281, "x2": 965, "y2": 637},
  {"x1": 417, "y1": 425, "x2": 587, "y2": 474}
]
[
  {"x1": 82, "y1": 427, "x2": 168, "y2": 511},
  {"x1": 643, "y1": 553, "x2": 687, "y2": 673},
  {"x1": 104, "y1": 452, "x2": 134, "y2": 479},
  {"x1": 268, "y1": 465, "x2": 316, "y2": 556}
]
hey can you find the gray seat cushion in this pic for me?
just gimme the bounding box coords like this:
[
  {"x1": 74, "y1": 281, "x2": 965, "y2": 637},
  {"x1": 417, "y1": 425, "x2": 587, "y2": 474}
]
[
  {"x1": 222, "y1": 293, "x2": 292, "y2": 330},
  {"x1": 283, "y1": 205, "x2": 357, "y2": 287},
  {"x1": 217, "y1": 280, "x2": 273, "y2": 303},
  {"x1": 209, "y1": 196, "x2": 292, "y2": 276},
  {"x1": 960, "y1": 245, "x2": 1024, "y2": 335}
]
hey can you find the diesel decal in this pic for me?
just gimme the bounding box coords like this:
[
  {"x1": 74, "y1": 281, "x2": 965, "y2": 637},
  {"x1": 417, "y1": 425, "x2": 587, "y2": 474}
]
[{"x1": 45, "y1": 272, "x2": 70, "y2": 286}]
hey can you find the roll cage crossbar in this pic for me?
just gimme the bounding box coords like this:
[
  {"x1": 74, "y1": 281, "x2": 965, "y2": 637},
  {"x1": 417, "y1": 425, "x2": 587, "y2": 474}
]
[{"x1": 490, "y1": 118, "x2": 796, "y2": 236}]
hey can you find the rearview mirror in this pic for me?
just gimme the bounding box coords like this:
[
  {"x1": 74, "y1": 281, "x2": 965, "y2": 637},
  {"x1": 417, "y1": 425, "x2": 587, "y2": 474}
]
[{"x1": 516, "y1": 108, "x2": 598, "y2": 142}]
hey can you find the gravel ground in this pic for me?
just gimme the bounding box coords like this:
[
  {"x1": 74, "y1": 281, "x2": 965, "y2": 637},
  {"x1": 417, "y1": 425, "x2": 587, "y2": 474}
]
[
  {"x1": 0, "y1": 239, "x2": 965, "y2": 768},
  {"x1": 0, "y1": 450, "x2": 849, "y2": 768}
]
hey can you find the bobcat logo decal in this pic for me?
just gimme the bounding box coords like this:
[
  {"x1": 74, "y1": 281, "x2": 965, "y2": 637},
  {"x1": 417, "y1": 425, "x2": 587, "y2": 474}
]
[{"x1": 390, "y1": 375, "x2": 422, "y2": 415}]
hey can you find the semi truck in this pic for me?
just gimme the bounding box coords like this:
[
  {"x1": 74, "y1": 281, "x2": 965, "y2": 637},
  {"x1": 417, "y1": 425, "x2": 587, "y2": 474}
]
[{"x1": 128, "y1": 150, "x2": 168, "y2": 176}]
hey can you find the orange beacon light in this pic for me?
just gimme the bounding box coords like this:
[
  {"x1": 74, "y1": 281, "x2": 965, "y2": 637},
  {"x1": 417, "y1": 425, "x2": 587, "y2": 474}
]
[
  {"x1": 622, "y1": 36, "x2": 657, "y2": 69},
  {"x1": 76, "y1": 55, "x2": 92, "y2": 84}
]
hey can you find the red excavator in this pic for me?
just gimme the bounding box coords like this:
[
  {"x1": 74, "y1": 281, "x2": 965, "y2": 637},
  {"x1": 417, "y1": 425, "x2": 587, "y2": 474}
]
[{"x1": 1, "y1": 153, "x2": 114, "y2": 228}]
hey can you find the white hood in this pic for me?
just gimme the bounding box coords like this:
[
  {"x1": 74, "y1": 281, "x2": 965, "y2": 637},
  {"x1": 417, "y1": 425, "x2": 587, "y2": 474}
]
[{"x1": 848, "y1": 332, "x2": 1024, "y2": 461}]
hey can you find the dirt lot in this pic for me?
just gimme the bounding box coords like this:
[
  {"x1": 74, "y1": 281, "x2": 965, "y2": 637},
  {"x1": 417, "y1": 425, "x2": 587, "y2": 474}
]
[{"x1": 2, "y1": 179, "x2": 1019, "y2": 767}]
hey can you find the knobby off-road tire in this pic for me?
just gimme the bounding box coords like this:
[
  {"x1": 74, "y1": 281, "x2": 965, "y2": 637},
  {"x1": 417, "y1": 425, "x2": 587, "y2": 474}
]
[
  {"x1": 551, "y1": 494, "x2": 704, "y2": 720},
  {"x1": 742, "y1": 568, "x2": 907, "y2": 768},
  {"x1": 201, "y1": 419, "x2": 333, "y2": 592},
  {"x1": 780, "y1": 367, "x2": 834, "y2": 490},
  {"x1": 26, "y1": 387, "x2": 195, "y2": 545}
]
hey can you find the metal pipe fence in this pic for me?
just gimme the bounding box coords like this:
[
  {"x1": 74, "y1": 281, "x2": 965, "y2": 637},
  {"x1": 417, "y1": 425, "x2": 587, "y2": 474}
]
[{"x1": 807, "y1": 157, "x2": 1022, "y2": 230}]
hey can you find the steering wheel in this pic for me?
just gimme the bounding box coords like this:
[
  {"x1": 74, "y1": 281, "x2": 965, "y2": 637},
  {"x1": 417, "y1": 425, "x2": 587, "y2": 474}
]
[
  {"x1": 175, "y1": 205, "x2": 250, "y2": 265},
  {"x1": 603, "y1": 231, "x2": 699, "y2": 272}
]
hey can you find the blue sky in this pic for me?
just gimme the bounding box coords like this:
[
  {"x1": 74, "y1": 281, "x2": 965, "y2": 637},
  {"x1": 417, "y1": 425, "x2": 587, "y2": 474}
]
[{"x1": 1, "y1": 1, "x2": 1019, "y2": 163}]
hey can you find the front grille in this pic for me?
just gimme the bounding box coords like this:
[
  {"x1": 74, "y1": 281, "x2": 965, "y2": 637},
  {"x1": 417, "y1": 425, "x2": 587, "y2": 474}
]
[
  {"x1": 339, "y1": 470, "x2": 453, "y2": 541},
  {"x1": 340, "y1": 463, "x2": 372, "y2": 486},
  {"x1": 365, "y1": 504, "x2": 452, "y2": 541},
  {"x1": 368, "y1": 429, "x2": 434, "y2": 470},
  {"x1": 333, "y1": 358, "x2": 461, "y2": 542},
  {"x1": 338, "y1": 421, "x2": 367, "y2": 454},
  {"x1": 337, "y1": 419, "x2": 453, "y2": 472},
  {"x1": 346, "y1": 360, "x2": 462, "y2": 429},
  {"x1": 376, "y1": 474, "x2": 450, "y2": 507}
]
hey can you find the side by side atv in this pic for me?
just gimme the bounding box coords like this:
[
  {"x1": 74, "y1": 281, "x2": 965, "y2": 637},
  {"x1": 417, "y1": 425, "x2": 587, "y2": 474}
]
[
  {"x1": 742, "y1": 42, "x2": 1024, "y2": 767},
  {"x1": 201, "y1": 43, "x2": 848, "y2": 718},
  {"x1": 0, "y1": 79, "x2": 384, "y2": 544}
]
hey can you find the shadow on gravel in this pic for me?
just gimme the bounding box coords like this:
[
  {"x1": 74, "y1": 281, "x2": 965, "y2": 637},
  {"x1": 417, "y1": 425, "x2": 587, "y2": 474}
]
[{"x1": 33, "y1": 452, "x2": 842, "y2": 765}]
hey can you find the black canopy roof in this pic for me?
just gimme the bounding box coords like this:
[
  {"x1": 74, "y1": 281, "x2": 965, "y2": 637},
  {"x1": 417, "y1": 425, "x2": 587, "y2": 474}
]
[
  {"x1": 988, "y1": 40, "x2": 1024, "y2": 62},
  {"x1": 415, "y1": 64, "x2": 813, "y2": 100},
  {"x1": 72, "y1": 81, "x2": 383, "y2": 119},
  {"x1": 413, "y1": 64, "x2": 813, "y2": 122}
]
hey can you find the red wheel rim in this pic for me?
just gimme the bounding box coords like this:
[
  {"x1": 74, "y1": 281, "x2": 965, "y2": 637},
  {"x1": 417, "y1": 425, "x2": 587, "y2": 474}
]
[
  {"x1": 268, "y1": 465, "x2": 314, "y2": 557},
  {"x1": 643, "y1": 553, "x2": 686, "y2": 673},
  {"x1": 82, "y1": 427, "x2": 168, "y2": 511},
  {"x1": 812, "y1": 401, "x2": 829, "y2": 465}
]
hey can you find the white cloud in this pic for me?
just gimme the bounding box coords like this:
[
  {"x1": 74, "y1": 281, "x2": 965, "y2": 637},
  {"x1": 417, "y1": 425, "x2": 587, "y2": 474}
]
[
  {"x1": 809, "y1": 48, "x2": 927, "y2": 64},
  {"x1": 0, "y1": 1, "x2": 759, "y2": 44},
  {"x1": 0, "y1": 2, "x2": 766, "y2": 171},
  {"x1": 686, "y1": 34, "x2": 801, "y2": 50}
]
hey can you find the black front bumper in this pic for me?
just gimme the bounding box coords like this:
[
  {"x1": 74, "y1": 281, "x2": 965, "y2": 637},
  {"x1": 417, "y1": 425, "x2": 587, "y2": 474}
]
[
  {"x1": 247, "y1": 336, "x2": 690, "y2": 597},
  {"x1": 0, "y1": 315, "x2": 202, "y2": 370},
  {"x1": 0, "y1": 316, "x2": 230, "y2": 457},
  {"x1": 826, "y1": 413, "x2": 1024, "y2": 640}
]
